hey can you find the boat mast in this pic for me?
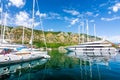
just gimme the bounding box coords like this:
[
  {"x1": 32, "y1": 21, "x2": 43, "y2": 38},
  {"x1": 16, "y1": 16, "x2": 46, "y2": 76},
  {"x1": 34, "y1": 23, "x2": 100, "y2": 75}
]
[
  {"x1": 31, "y1": 0, "x2": 35, "y2": 51},
  {"x1": 78, "y1": 24, "x2": 80, "y2": 44},
  {"x1": 0, "y1": 0, "x2": 3, "y2": 39},
  {"x1": 94, "y1": 24, "x2": 96, "y2": 41},
  {"x1": 22, "y1": 26, "x2": 24, "y2": 45},
  {"x1": 86, "y1": 20, "x2": 89, "y2": 42},
  {"x1": 2, "y1": 12, "x2": 7, "y2": 42},
  {"x1": 82, "y1": 22, "x2": 84, "y2": 43}
]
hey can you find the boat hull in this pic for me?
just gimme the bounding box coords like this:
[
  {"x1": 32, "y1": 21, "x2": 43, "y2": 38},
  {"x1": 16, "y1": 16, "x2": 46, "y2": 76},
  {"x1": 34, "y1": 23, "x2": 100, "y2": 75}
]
[
  {"x1": 66, "y1": 47, "x2": 117, "y2": 53},
  {"x1": 0, "y1": 53, "x2": 50, "y2": 66}
]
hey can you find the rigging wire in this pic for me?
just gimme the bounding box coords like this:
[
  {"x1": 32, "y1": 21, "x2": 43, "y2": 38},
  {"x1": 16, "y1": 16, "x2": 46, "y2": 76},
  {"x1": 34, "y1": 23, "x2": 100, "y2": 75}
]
[{"x1": 36, "y1": 0, "x2": 47, "y2": 50}]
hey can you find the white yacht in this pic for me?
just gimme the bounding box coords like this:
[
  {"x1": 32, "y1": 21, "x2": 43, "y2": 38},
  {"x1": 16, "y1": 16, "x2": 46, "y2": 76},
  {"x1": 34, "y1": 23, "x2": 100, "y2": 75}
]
[
  {"x1": 0, "y1": 45, "x2": 50, "y2": 65},
  {"x1": 66, "y1": 40, "x2": 117, "y2": 53},
  {"x1": 66, "y1": 20, "x2": 117, "y2": 53},
  {"x1": 0, "y1": 0, "x2": 50, "y2": 65}
]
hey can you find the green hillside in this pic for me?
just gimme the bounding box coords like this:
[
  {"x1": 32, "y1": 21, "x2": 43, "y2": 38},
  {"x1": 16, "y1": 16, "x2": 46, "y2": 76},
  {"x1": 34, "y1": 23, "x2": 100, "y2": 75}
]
[{"x1": 0, "y1": 26, "x2": 101, "y2": 48}]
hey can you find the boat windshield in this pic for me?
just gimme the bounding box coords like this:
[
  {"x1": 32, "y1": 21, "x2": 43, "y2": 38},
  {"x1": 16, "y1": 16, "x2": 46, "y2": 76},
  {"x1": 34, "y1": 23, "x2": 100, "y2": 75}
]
[{"x1": 16, "y1": 46, "x2": 27, "y2": 51}]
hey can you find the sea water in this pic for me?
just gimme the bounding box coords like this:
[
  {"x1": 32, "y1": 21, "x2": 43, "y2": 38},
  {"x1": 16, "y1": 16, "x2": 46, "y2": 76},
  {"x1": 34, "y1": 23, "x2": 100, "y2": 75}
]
[{"x1": 0, "y1": 50, "x2": 120, "y2": 80}]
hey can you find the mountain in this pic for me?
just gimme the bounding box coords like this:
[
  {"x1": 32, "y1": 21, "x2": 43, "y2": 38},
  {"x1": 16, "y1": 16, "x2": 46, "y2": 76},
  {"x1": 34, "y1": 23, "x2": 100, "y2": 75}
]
[{"x1": 0, "y1": 26, "x2": 101, "y2": 48}]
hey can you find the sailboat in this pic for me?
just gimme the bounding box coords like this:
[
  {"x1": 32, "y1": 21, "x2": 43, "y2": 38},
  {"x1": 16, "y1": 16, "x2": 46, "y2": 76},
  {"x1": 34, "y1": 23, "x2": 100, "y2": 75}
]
[
  {"x1": 0, "y1": 0, "x2": 50, "y2": 65},
  {"x1": 66, "y1": 20, "x2": 117, "y2": 53},
  {"x1": 0, "y1": 0, "x2": 26, "y2": 52}
]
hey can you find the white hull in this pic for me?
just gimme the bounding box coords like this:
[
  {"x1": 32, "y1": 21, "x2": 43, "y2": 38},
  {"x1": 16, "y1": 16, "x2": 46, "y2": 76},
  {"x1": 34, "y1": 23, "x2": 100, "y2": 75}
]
[
  {"x1": 0, "y1": 43, "x2": 50, "y2": 65},
  {"x1": 67, "y1": 47, "x2": 116, "y2": 53},
  {"x1": 66, "y1": 40, "x2": 117, "y2": 53},
  {"x1": 0, "y1": 52, "x2": 50, "y2": 65}
]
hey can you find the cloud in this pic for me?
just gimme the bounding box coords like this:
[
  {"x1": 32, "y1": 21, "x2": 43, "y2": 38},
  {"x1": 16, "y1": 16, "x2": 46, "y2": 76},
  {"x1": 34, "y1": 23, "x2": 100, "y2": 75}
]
[
  {"x1": 71, "y1": 18, "x2": 79, "y2": 25},
  {"x1": 64, "y1": 16, "x2": 81, "y2": 27},
  {"x1": 15, "y1": 11, "x2": 41, "y2": 28},
  {"x1": 0, "y1": 12, "x2": 11, "y2": 26},
  {"x1": 85, "y1": 11, "x2": 93, "y2": 16},
  {"x1": 89, "y1": 20, "x2": 95, "y2": 22},
  {"x1": 0, "y1": 12, "x2": 15, "y2": 26},
  {"x1": 9, "y1": 0, "x2": 25, "y2": 8},
  {"x1": 36, "y1": 12, "x2": 61, "y2": 20},
  {"x1": 100, "y1": 35, "x2": 120, "y2": 43},
  {"x1": 64, "y1": 16, "x2": 69, "y2": 21},
  {"x1": 47, "y1": 29, "x2": 54, "y2": 31},
  {"x1": 1, "y1": 11, "x2": 62, "y2": 28},
  {"x1": 35, "y1": 10, "x2": 47, "y2": 18},
  {"x1": 0, "y1": 7, "x2": 2, "y2": 12},
  {"x1": 63, "y1": 9, "x2": 80, "y2": 16},
  {"x1": 80, "y1": 21, "x2": 84, "y2": 26},
  {"x1": 15, "y1": 11, "x2": 31, "y2": 27},
  {"x1": 101, "y1": 16, "x2": 120, "y2": 21},
  {"x1": 99, "y1": 1, "x2": 112, "y2": 8},
  {"x1": 109, "y1": 36, "x2": 120, "y2": 43},
  {"x1": 40, "y1": 13, "x2": 47, "y2": 18},
  {"x1": 108, "y1": 11, "x2": 112, "y2": 14},
  {"x1": 64, "y1": 16, "x2": 80, "y2": 27},
  {"x1": 8, "y1": 2, "x2": 12, "y2": 7},
  {"x1": 94, "y1": 13, "x2": 99, "y2": 17},
  {"x1": 49, "y1": 12, "x2": 60, "y2": 16},
  {"x1": 0, "y1": 11, "x2": 40, "y2": 28},
  {"x1": 85, "y1": 11, "x2": 98, "y2": 17},
  {"x1": 35, "y1": 10, "x2": 41, "y2": 16},
  {"x1": 46, "y1": 12, "x2": 62, "y2": 20},
  {"x1": 34, "y1": 22, "x2": 40, "y2": 27},
  {"x1": 110, "y1": 3, "x2": 120, "y2": 12},
  {"x1": 3, "y1": 12, "x2": 10, "y2": 26},
  {"x1": 99, "y1": 3, "x2": 107, "y2": 7}
]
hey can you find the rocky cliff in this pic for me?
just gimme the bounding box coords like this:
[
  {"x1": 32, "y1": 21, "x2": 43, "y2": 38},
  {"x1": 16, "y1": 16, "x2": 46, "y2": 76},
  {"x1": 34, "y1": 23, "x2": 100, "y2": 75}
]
[{"x1": 0, "y1": 26, "x2": 101, "y2": 48}]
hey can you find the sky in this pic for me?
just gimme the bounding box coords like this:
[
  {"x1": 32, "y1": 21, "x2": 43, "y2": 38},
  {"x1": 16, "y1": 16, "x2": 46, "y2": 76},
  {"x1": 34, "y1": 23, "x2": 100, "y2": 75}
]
[{"x1": 0, "y1": 0, "x2": 120, "y2": 43}]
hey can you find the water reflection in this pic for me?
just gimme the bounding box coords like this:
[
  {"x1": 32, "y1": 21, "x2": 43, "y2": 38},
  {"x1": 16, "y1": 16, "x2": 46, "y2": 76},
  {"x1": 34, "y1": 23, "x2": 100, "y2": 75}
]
[
  {"x1": 0, "y1": 50, "x2": 120, "y2": 80},
  {"x1": 67, "y1": 51, "x2": 118, "y2": 80},
  {"x1": 67, "y1": 52, "x2": 116, "y2": 65},
  {"x1": 0, "y1": 58, "x2": 48, "y2": 80}
]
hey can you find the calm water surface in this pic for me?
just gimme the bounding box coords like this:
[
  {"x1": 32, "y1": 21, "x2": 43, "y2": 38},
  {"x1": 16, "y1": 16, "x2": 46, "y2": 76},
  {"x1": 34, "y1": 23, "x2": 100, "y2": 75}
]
[{"x1": 0, "y1": 50, "x2": 120, "y2": 80}]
